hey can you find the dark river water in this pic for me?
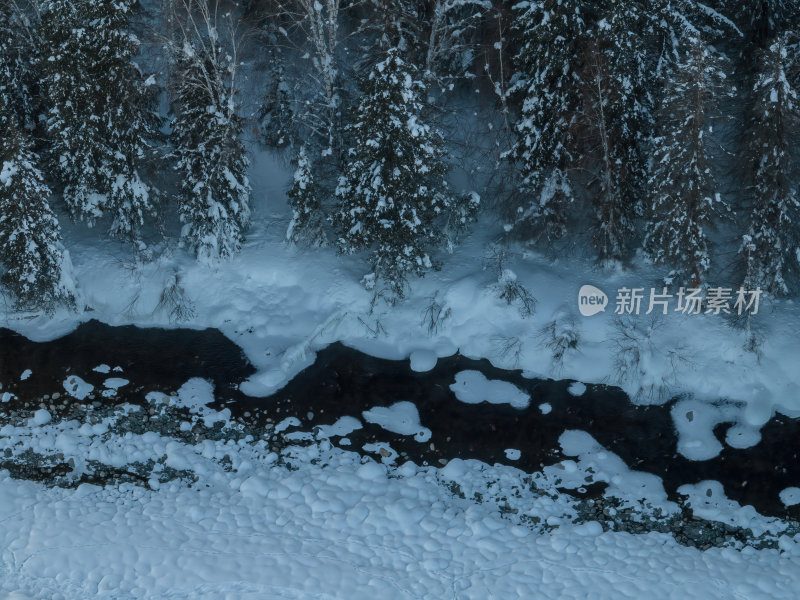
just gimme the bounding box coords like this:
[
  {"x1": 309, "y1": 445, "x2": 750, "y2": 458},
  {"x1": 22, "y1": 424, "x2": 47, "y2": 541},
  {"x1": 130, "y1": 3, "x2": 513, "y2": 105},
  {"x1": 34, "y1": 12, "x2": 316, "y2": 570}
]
[{"x1": 1, "y1": 319, "x2": 798, "y2": 520}]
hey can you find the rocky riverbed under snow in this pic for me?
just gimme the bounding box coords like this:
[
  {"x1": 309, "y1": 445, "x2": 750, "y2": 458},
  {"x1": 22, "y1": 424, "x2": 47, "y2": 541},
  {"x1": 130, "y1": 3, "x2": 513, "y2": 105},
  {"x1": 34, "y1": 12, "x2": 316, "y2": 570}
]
[{"x1": 1, "y1": 323, "x2": 800, "y2": 598}]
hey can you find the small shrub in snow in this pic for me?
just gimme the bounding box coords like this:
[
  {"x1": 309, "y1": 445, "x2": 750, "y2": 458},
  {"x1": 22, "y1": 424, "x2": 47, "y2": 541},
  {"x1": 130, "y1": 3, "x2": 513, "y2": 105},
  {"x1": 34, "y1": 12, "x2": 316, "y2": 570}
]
[
  {"x1": 155, "y1": 272, "x2": 196, "y2": 322},
  {"x1": 491, "y1": 335, "x2": 523, "y2": 367},
  {"x1": 357, "y1": 315, "x2": 387, "y2": 338},
  {"x1": 497, "y1": 269, "x2": 536, "y2": 317},
  {"x1": 420, "y1": 293, "x2": 452, "y2": 335},
  {"x1": 485, "y1": 247, "x2": 536, "y2": 317},
  {"x1": 538, "y1": 310, "x2": 581, "y2": 372},
  {"x1": 611, "y1": 316, "x2": 689, "y2": 403}
]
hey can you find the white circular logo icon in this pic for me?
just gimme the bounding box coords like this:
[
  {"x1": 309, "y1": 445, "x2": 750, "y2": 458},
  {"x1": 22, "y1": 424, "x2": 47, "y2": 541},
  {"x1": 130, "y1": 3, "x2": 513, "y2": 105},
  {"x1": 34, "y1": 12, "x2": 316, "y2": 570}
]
[{"x1": 578, "y1": 285, "x2": 608, "y2": 317}]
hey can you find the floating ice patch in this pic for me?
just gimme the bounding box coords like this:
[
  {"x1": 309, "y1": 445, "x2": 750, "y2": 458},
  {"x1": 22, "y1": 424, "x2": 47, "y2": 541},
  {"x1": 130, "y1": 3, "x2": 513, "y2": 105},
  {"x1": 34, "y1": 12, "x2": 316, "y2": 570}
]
[
  {"x1": 20, "y1": 369, "x2": 32, "y2": 381},
  {"x1": 671, "y1": 398, "x2": 740, "y2": 461},
  {"x1": 316, "y1": 416, "x2": 362, "y2": 439},
  {"x1": 1, "y1": 392, "x2": 15, "y2": 403},
  {"x1": 92, "y1": 364, "x2": 111, "y2": 374},
  {"x1": 780, "y1": 487, "x2": 800, "y2": 508},
  {"x1": 450, "y1": 371, "x2": 530, "y2": 409},
  {"x1": 362, "y1": 401, "x2": 431, "y2": 442},
  {"x1": 103, "y1": 378, "x2": 129, "y2": 390},
  {"x1": 725, "y1": 423, "x2": 761, "y2": 449},
  {"x1": 539, "y1": 402, "x2": 552, "y2": 415},
  {"x1": 409, "y1": 350, "x2": 437, "y2": 372},
  {"x1": 63, "y1": 375, "x2": 94, "y2": 400},
  {"x1": 505, "y1": 448, "x2": 521, "y2": 461}
]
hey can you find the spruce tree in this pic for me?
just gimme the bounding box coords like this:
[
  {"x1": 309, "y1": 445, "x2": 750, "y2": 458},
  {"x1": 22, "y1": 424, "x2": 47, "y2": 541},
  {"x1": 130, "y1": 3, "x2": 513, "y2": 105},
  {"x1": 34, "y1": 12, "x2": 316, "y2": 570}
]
[
  {"x1": 730, "y1": 0, "x2": 798, "y2": 47},
  {"x1": 579, "y1": 1, "x2": 652, "y2": 260},
  {"x1": 39, "y1": 0, "x2": 161, "y2": 242},
  {"x1": 0, "y1": 128, "x2": 75, "y2": 310},
  {"x1": 286, "y1": 145, "x2": 325, "y2": 246},
  {"x1": 171, "y1": 42, "x2": 251, "y2": 263},
  {"x1": 508, "y1": 0, "x2": 586, "y2": 242},
  {"x1": 333, "y1": 49, "x2": 454, "y2": 298},
  {"x1": 644, "y1": 37, "x2": 731, "y2": 286},
  {"x1": 741, "y1": 34, "x2": 800, "y2": 295},
  {"x1": 0, "y1": 1, "x2": 37, "y2": 132},
  {"x1": 259, "y1": 57, "x2": 294, "y2": 148}
]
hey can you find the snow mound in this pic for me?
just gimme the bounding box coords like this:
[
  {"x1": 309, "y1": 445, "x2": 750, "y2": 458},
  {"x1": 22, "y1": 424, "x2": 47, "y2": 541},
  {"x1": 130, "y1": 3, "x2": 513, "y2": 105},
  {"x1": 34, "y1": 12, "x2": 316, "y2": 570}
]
[
  {"x1": 409, "y1": 350, "x2": 437, "y2": 372},
  {"x1": 568, "y1": 382, "x2": 587, "y2": 396}
]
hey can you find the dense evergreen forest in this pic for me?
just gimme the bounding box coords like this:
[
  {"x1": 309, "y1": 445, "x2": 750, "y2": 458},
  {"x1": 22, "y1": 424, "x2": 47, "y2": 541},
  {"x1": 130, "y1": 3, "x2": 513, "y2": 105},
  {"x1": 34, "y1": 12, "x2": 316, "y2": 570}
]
[{"x1": 1, "y1": 0, "x2": 799, "y2": 310}]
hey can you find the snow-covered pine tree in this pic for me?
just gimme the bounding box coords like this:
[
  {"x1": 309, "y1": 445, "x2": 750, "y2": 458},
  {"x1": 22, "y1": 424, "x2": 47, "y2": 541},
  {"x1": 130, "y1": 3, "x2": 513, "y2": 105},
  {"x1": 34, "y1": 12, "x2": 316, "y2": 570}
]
[
  {"x1": 333, "y1": 49, "x2": 454, "y2": 298},
  {"x1": 259, "y1": 60, "x2": 294, "y2": 148},
  {"x1": 39, "y1": 0, "x2": 161, "y2": 242},
  {"x1": 418, "y1": 0, "x2": 490, "y2": 85},
  {"x1": 740, "y1": 34, "x2": 800, "y2": 295},
  {"x1": 730, "y1": 0, "x2": 798, "y2": 47},
  {"x1": 0, "y1": 127, "x2": 75, "y2": 310},
  {"x1": 0, "y1": 1, "x2": 37, "y2": 132},
  {"x1": 286, "y1": 145, "x2": 326, "y2": 246},
  {"x1": 578, "y1": 1, "x2": 653, "y2": 260},
  {"x1": 268, "y1": 0, "x2": 343, "y2": 156},
  {"x1": 507, "y1": 0, "x2": 586, "y2": 242},
  {"x1": 643, "y1": 37, "x2": 731, "y2": 286},
  {"x1": 171, "y1": 37, "x2": 251, "y2": 262}
]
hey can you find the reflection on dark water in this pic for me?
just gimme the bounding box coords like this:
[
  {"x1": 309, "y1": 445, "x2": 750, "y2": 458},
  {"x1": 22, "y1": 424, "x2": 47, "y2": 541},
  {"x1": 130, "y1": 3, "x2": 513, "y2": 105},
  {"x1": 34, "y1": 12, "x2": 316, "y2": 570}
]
[{"x1": 1, "y1": 320, "x2": 798, "y2": 519}]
